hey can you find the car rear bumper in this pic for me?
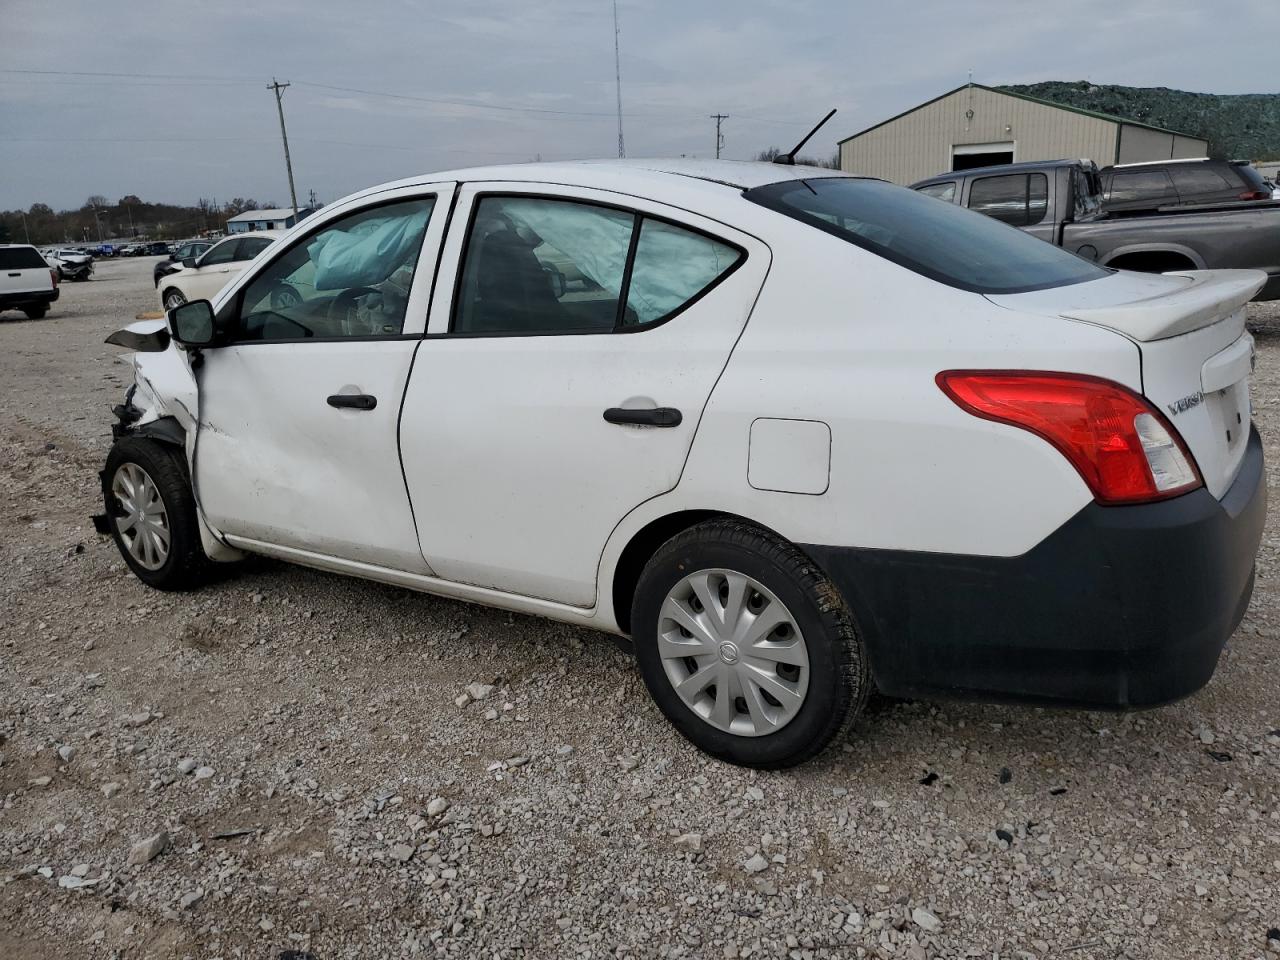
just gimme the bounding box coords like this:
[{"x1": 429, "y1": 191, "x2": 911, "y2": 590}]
[
  {"x1": 0, "y1": 288, "x2": 59, "y2": 308},
  {"x1": 804, "y1": 425, "x2": 1266, "y2": 709}
]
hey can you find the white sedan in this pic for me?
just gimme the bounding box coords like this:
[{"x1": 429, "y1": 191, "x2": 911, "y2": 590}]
[
  {"x1": 100, "y1": 159, "x2": 1266, "y2": 768},
  {"x1": 155, "y1": 231, "x2": 283, "y2": 310}
]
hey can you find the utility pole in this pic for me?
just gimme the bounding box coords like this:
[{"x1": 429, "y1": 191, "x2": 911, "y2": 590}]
[
  {"x1": 20, "y1": 211, "x2": 30, "y2": 243},
  {"x1": 710, "y1": 114, "x2": 729, "y2": 159},
  {"x1": 612, "y1": 0, "x2": 625, "y2": 158},
  {"x1": 267, "y1": 79, "x2": 299, "y2": 216}
]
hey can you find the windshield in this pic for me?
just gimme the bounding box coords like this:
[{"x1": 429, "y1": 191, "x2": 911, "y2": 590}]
[{"x1": 744, "y1": 177, "x2": 1109, "y2": 295}]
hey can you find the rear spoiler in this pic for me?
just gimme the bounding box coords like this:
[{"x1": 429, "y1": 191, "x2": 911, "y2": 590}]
[{"x1": 1060, "y1": 270, "x2": 1267, "y2": 342}]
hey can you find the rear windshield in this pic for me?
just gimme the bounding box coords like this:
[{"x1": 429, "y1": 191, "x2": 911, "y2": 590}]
[
  {"x1": 744, "y1": 178, "x2": 1110, "y2": 295},
  {"x1": 0, "y1": 247, "x2": 49, "y2": 270},
  {"x1": 1234, "y1": 164, "x2": 1269, "y2": 192}
]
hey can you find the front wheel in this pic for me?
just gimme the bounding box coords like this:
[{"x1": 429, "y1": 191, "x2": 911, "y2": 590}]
[
  {"x1": 162, "y1": 288, "x2": 187, "y2": 310},
  {"x1": 102, "y1": 436, "x2": 210, "y2": 590},
  {"x1": 631, "y1": 520, "x2": 870, "y2": 769}
]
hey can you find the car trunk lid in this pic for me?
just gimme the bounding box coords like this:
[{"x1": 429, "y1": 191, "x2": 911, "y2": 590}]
[{"x1": 987, "y1": 269, "x2": 1267, "y2": 499}]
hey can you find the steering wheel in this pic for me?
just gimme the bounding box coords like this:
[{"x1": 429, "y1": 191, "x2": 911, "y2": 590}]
[{"x1": 326, "y1": 287, "x2": 377, "y2": 337}]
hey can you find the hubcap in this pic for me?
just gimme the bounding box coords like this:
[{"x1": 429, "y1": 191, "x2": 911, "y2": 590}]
[
  {"x1": 657, "y1": 569, "x2": 809, "y2": 737},
  {"x1": 164, "y1": 291, "x2": 186, "y2": 310},
  {"x1": 111, "y1": 463, "x2": 170, "y2": 571}
]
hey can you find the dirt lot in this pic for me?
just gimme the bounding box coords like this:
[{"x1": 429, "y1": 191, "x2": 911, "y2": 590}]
[{"x1": 1, "y1": 257, "x2": 1278, "y2": 960}]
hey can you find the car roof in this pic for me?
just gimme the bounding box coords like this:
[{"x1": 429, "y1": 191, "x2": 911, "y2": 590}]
[{"x1": 338, "y1": 158, "x2": 854, "y2": 209}]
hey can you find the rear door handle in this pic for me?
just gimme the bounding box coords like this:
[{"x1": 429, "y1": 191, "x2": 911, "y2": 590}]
[
  {"x1": 603, "y1": 406, "x2": 682, "y2": 427},
  {"x1": 327, "y1": 394, "x2": 377, "y2": 411}
]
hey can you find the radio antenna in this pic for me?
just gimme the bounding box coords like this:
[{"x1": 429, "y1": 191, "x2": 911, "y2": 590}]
[{"x1": 773, "y1": 108, "x2": 837, "y2": 165}]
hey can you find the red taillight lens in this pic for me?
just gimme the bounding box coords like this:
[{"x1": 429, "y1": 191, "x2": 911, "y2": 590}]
[
  {"x1": 937, "y1": 371, "x2": 1202, "y2": 505},
  {"x1": 1238, "y1": 190, "x2": 1269, "y2": 201},
  {"x1": 50, "y1": 268, "x2": 59, "y2": 286}
]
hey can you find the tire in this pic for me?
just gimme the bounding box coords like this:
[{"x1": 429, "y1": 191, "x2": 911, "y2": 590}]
[
  {"x1": 102, "y1": 436, "x2": 211, "y2": 591},
  {"x1": 23, "y1": 306, "x2": 48, "y2": 320},
  {"x1": 631, "y1": 520, "x2": 870, "y2": 769},
  {"x1": 162, "y1": 288, "x2": 187, "y2": 310}
]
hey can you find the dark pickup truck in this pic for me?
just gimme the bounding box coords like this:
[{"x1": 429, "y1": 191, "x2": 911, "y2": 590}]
[{"x1": 911, "y1": 159, "x2": 1280, "y2": 300}]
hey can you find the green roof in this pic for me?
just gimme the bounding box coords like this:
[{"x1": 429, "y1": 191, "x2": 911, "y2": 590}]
[{"x1": 838, "y1": 83, "x2": 1206, "y2": 145}]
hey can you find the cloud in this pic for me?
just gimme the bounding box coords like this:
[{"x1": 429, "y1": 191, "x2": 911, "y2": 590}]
[{"x1": 0, "y1": 0, "x2": 1272, "y2": 208}]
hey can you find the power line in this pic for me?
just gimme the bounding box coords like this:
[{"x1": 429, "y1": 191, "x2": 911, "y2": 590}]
[
  {"x1": 0, "y1": 67, "x2": 812, "y2": 128},
  {"x1": 710, "y1": 114, "x2": 729, "y2": 159},
  {"x1": 267, "y1": 79, "x2": 300, "y2": 216}
]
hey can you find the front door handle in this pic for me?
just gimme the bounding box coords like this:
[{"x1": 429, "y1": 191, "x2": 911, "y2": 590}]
[
  {"x1": 327, "y1": 393, "x2": 377, "y2": 411},
  {"x1": 603, "y1": 406, "x2": 682, "y2": 428}
]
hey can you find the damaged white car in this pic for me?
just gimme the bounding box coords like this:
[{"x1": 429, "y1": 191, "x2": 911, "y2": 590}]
[{"x1": 99, "y1": 159, "x2": 1266, "y2": 768}]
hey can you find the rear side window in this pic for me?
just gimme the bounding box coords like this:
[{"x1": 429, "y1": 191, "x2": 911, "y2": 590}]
[
  {"x1": 0, "y1": 247, "x2": 48, "y2": 269},
  {"x1": 453, "y1": 196, "x2": 742, "y2": 335},
  {"x1": 624, "y1": 219, "x2": 741, "y2": 326},
  {"x1": 238, "y1": 237, "x2": 274, "y2": 260},
  {"x1": 967, "y1": 173, "x2": 1048, "y2": 226},
  {"x1": 1107, "y1": 170, "x2": 1177, "y2": 206},
  {"x1": 1168, "y1": 165, "x2": 1232, "y2": 195},
  {"x1": 745, "y1": 177, "x2": 1109, "y2": 295},
  {"x1": 916, "y1": 181, "x2": 957, "y2": 202},
  {"x1": 200, "y1": 239, "x2": 241, "y2": 266}
]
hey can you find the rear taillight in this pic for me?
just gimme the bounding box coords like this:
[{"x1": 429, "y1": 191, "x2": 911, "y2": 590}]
[
  {"x1": 937, "y1": 371, "x2": 1202, "y2": 505},
  {"x1": 50, "y1": 268, "x2": 59, "y2": 286},
  {"x1": 1238, "y1": 190, "x2": 1269, "y2": 201}
]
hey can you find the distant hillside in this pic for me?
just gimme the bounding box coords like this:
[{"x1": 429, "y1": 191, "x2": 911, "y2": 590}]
[{"x1": 998, "y1": 81, "x2": 1280, "y2": 161}]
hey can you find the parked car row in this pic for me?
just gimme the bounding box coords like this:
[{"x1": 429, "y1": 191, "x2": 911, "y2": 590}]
[{"x1": 101, "y1": 158, "x2": 1266, "y2": 768}]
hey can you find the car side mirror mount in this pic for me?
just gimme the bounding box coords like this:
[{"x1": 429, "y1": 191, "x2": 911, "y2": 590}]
[
  {"x1": 181, "y1": 257, "x2": 197, "y2": 269},
  {"x1": 168, "y1": 300, "x2": 217, "y2": 349}
]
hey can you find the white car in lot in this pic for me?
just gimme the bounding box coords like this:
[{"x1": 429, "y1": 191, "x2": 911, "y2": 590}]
[
  {"x1": 99, "y1": 160, "x2": 1266, "y2": 768},
  {"x1": 156, "y1": 231, "x2": 283, "y2": 311}
]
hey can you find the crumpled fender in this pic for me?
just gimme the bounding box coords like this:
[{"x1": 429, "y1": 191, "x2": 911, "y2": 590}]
[{"x1": 105, "y1": 320, "x2": 242, "y2": 563}]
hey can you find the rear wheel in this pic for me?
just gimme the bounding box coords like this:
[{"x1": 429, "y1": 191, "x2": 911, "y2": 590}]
[
  {"x1": 23, "y1": 306, "x2": 48, "y2": 320},
  {"x1": 162, "y1": 288, "x2": 187, "y2": 310},
  {"x1": 102, "y1": 437, "x2": 210, "y2": 590},
  {"x1": 632, "y1": 520, "x2": 869, "y2": 768}
]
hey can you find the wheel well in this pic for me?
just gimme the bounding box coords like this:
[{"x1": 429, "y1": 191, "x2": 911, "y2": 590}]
[
  {"x1": 611, "y1": 509, "x2": 742, "y2": 634},
  {"x1": 1105, "y1": 251, "x2": 1197, "y2": 274}
]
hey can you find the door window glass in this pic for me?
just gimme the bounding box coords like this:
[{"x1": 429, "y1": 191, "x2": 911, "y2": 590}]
[
  {"x1": 238, "y1": 236, "x2": 274, "y2": 260},
  {"x1": 623, "y1": 219, "x2": 742, "y2": 326},
  {"x1": 454, "y1": 197, "x2": 634, "y2": 334},
  {"x1": 234, "y1": 197, "x2": 435, "y2": 341},
  {"x1": 968, "y1": 173, "x2": 1048, "y2": 226},
  {"x1": 916, "y1": 181, "x2": 957, "y2": 202},
  {"x1": 199, "y1": 238, "x2": 241, "y2": 267}
]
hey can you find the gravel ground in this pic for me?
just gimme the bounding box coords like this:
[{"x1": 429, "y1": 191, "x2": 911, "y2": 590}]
[{"x1": 2, "y1": 258, "x2": 1279, "y2": 960}]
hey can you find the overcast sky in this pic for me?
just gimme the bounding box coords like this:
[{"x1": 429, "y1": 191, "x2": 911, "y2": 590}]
[{"x1": 2, "y1": 0, "x2": 1274, "y2": 211}]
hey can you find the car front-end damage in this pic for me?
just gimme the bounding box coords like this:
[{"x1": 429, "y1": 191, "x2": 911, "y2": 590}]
[{"x1": 94, "y1": 319, "x2": 243, "y2": 562}]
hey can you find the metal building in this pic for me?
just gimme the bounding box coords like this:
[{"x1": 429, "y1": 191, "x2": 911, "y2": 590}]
[{"x1": 838, "y1": 84, "x2": 1209, "y2": 185}]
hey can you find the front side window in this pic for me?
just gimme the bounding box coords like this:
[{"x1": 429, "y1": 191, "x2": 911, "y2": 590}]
[
  {"x1": 745, "y1": 177, "x2": 1109, "y2": 295},
  {"x1": 967, "y1": 173, "x2": 1048, "y2": 227},
  {"x1": 916, "y1": 181, "x2": 957, "y2": 203},
  {"x1": 199, "y1": 239, "x2": 241, "y2": 267},
  {"x1": 233, "y1": 197, "x2": 435, "y2": 341},
  {"x1": 453, "y1": 196, "x2": 742, "y2": 335}
]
